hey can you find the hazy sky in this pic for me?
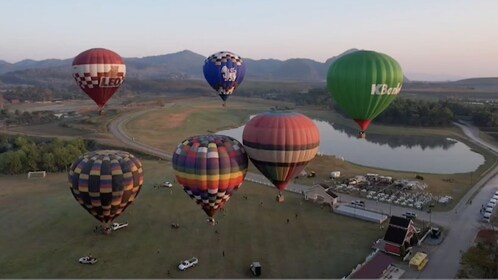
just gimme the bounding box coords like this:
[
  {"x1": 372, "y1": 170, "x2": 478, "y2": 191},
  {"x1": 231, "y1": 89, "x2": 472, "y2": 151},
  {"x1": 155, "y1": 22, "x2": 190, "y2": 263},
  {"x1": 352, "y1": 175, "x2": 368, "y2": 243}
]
[{"x1": 1, "y1": 0, "x2": 497, "y2": 80}]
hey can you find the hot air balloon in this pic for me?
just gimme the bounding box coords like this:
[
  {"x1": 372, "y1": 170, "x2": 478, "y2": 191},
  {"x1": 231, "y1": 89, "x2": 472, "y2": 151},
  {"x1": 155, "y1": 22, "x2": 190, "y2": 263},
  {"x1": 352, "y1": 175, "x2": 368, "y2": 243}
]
[
  {"x1": 326, "y1": 50, "x2": 403, "y2": 137},
  {"x1": 68, "y1": 150, "x2": 143, "y2": 233},
  {"x1": 203, "y1": 51, "x2": 246, "y2": 107},
  {"x1": 172, "y1": 134, "x2": 248, "y2": 224},
  {"x1": 242, "y1": 112, "x2": 320, "y2": 200},
  {"x1": 72, "y1": 48, "x2": 126, "y2": 114}
]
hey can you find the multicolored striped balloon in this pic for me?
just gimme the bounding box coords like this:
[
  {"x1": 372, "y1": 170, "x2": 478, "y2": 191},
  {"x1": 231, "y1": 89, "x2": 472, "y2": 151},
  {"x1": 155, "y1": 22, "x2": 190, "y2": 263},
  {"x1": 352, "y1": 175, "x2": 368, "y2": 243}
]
[
  {"x1": 172, "y1": 135, "x2": 248, "y2": 219},
  {"x1": 68, "y1": 150, "x2": 143, "y2": 225},
  {"x1": 243, "y1": 112, "x2": 320, "y2": 192},
  {"x1": 72, "y1": 48, "x2": 126, "y2": 112}
]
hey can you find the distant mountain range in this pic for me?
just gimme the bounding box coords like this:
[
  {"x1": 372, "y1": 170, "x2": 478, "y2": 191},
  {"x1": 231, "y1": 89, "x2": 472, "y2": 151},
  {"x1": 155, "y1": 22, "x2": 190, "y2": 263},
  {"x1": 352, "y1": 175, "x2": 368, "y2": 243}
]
[
  {"x1": 0, "y1": 49, "x2": 359, "y2": 85},
  {"x1": 0, "y1": 49, "x2": 495, "y2": 87}
]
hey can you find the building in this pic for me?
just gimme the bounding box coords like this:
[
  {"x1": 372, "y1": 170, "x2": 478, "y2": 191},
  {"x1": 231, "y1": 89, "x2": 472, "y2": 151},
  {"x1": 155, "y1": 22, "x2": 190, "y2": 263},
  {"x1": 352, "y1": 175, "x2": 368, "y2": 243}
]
[
  {"x1": 348, "y1": 250, "x2": 403, "y2": 279},
  {"x1": 303, "y1": 185, "x2": 337, "y2": 205},
  {"x1": 381, "y1": 216, "x2": 418, "y2": 256},
  {"x1": 334, "y1": 205, "x2": 388, "y2": 224}
]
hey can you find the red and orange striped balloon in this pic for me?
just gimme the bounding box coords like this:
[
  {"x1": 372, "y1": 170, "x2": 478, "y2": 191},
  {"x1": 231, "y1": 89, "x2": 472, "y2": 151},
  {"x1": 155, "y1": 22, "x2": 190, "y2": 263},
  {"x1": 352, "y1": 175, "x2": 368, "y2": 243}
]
[{"x1": 243, "y1": 112, "x2": 320, "y2": 192}]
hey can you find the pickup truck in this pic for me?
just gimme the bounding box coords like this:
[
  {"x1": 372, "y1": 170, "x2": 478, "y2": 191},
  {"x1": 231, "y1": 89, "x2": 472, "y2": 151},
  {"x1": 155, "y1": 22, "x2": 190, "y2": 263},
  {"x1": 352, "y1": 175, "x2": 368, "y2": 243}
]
[{"x1": 112, "y1": 222, "x2": 128, "y2": 231}]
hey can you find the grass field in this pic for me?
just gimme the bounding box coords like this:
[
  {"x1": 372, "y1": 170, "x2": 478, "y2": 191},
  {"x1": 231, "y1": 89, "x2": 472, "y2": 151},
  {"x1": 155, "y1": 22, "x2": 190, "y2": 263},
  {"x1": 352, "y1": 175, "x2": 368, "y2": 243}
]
[
  {"x1": 123, "y1": 99, "x2": 497, "y2": 212},
  {"x1": 124, "y1": 98, "x2": 282, "y2": 152},
  {"x1": 0, "y1": 160, "x2": 384, "y2": 278}
]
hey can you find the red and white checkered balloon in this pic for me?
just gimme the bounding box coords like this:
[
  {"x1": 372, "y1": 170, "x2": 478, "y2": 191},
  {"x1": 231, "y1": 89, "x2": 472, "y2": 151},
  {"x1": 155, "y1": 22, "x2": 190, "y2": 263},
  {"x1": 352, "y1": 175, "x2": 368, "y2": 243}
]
[{"x1": 72, "y1": 48, "x2": 126, "y2": 110}]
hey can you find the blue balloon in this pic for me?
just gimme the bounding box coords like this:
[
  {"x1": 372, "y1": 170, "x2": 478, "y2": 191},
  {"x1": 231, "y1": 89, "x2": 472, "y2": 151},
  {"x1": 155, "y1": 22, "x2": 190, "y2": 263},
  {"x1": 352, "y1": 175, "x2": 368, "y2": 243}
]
[{"x1": 203, "y1": 51, "x2": 246, "y2": 105}]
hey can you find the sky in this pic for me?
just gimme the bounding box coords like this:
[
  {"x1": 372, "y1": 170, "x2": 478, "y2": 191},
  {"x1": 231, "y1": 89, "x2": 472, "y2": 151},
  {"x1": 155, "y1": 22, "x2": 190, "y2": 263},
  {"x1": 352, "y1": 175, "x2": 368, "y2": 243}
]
[{"x1": 1, "y1": 0, "x2": 497, "y2": 80}]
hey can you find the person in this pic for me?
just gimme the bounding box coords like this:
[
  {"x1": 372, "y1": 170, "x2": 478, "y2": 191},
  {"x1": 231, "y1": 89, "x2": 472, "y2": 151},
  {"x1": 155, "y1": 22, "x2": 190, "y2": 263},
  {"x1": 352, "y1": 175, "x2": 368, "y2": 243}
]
[
  {"x1": 222, "y1": 250, "x2": 225, "y2": 257},
  {"x1": 286, "y1": 218, "x2": 290, "y2": 224}
]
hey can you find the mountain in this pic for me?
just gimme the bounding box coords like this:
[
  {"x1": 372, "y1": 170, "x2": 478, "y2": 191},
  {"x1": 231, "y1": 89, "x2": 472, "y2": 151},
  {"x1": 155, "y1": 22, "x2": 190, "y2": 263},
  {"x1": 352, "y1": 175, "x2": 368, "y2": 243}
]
[
  {"x1": 1, "y1": 49, "x2": 491, "y2": 86},
  {"x1": 0, "y1": 49, "x2": 362, "y2": 85}
]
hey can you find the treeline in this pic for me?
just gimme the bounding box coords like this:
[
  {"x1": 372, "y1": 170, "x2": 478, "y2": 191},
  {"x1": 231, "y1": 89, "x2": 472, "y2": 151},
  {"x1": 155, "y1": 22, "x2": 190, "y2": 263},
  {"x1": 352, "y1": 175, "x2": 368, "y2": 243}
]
[
  {"x1": 2, "y1": 86, "x2": 78, "y2": 102},
  {"x1": 377, "y1": 99, "x2": 498, "y2": 127},
  {"x1": 376, "y1": 99, "x2": 454, "y2": 126},
  {"x1": 288, "y1": 87, "x2": 497, "y2": 128},
  {"x1": 0, "y1": 135, "x2": 91, "y2": 174},
  {"x1": 0, "y1": 109, "x2": 60, "y2": 126}
]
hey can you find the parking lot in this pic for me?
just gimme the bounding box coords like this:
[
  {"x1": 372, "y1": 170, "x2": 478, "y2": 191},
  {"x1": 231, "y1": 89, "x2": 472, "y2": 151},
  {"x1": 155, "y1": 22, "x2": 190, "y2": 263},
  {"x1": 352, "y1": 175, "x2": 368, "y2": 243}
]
[{"x1": 329, "y1": 174, "x2": 453, "y2": 211}]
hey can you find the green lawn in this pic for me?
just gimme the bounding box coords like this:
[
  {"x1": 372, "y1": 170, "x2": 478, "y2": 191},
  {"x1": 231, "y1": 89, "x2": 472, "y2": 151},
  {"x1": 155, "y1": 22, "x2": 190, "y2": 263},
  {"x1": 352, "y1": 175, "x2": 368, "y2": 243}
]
[{"x1": 0, "y1": 160, "x2": 384, "y2": 278}]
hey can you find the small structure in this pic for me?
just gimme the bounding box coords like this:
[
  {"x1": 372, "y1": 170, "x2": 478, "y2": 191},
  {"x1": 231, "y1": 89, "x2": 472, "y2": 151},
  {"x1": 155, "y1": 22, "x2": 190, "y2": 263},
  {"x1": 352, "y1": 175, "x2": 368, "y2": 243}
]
[
  {"x1": 250, "y1": 262, "x2": 262, "y2": 276},
  {"x1": 330, "y1": 171, "x2": 341, "y2": 179},
  {"x1": 382, "y1": 216, "x2": 418, "y2": 257},
  {"x1": 409, "y1": 252, "x2": 428, "y2": 271}
]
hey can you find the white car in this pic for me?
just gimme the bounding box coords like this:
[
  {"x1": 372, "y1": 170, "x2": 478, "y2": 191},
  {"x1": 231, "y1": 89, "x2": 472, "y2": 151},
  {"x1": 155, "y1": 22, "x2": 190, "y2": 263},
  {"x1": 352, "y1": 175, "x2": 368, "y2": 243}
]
[
  {"x1": 112, "y1": 222, "x2": 128, "y2": 231},
  {"x1": 79, "y1": 256, "x2": 97, "y2": 265},
  {"x1": 162, "y1": 181, "x2": 173, "y2": 188},
  {"x1": 178, "y1": 257, "x2": 198, "y2": 271}
]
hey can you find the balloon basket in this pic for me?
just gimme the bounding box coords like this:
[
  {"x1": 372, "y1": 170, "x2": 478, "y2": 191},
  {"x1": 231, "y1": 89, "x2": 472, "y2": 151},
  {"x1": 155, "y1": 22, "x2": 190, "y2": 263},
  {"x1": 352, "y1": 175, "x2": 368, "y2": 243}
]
[{"x1": 276, "y1": 194, "x2": 285, "y2": 203}]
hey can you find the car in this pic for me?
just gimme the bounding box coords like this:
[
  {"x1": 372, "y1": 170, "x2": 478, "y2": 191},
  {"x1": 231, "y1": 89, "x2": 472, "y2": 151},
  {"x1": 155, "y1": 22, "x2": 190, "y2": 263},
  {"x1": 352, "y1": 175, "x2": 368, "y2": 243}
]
[
  {"x1": 178, "y1": 257, "x2": 198, "y2": 271},
  {"x1": 403, "y1": 212, "x2": 417, "y2": 219},
  {"x1": 111, "y1": 222, "x2": 128, "y2": 231},
  {"x1": 483, "y1": 212, "x2": 492, "y2": 223},
  {"x1": 79, "y1": 256, "x2": 97, "y2": 265},
  {"x1": 162, "y1": 181, "x2": 173, "y2": 188}
]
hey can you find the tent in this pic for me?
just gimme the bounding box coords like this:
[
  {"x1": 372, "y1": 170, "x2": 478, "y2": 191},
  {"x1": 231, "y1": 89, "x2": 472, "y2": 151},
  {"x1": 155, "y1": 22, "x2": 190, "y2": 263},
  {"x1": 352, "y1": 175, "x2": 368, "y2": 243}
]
[{"x1": 409, "y1": 252, "x2": 428, "y2": 271}]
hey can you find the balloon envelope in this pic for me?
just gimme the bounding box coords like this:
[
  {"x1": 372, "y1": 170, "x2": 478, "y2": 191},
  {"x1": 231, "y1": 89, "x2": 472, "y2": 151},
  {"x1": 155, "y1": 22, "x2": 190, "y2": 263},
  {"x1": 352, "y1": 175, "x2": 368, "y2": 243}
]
[
  {"x1": 72, "y1": 48, "x2": 126, "y2": 110},
  {"x1": 326, "y1": 50, "x2": 403, "y2": 132},
  {"x1": 203, "y1": 51, "x2": 246, "y2": 104},
  {"x1": 242, "y1": 112, "x2": 320, "y2": 191},
  {"x1": 68, "y1": 150, "x2": 143, "y2": 224},
  {"x1": 172, "y1": 134, "x2": 248, "y2": 218}
]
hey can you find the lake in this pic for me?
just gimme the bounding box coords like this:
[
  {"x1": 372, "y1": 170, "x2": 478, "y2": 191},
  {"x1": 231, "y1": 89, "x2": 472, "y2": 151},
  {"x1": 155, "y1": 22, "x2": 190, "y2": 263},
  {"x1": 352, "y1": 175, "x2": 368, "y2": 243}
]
[{"x1": 218, "y1": 118, "x2": 485, "y2": 174}]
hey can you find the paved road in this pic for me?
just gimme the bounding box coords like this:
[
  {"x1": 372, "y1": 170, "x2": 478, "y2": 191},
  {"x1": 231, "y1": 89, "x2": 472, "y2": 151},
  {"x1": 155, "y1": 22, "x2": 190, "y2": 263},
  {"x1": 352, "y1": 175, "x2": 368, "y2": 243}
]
[{"x1": 108, "y1": 110, "x2": 498, "y2": 279}]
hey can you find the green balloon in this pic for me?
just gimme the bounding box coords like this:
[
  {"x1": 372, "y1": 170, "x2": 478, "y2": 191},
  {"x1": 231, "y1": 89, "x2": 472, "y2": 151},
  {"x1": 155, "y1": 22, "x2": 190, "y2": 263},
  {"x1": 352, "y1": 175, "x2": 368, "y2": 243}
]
[{"x1": 326, "y1": 50, "x2": 403, "y2": 133}]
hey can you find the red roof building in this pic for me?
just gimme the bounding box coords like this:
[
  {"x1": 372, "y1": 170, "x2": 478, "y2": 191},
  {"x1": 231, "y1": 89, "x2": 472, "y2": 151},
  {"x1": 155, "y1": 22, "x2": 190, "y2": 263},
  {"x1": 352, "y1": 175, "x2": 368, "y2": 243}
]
[{"x1": 382, "y1": 216, "x2": 418, "y2": 256}]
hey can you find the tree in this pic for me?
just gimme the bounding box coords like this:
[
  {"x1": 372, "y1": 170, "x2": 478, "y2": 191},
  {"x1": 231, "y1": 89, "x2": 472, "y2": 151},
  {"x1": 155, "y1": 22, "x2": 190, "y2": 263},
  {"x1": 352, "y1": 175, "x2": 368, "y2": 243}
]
[
  {"x1": 1, "y1": 150, "x2": 25, "y2": 174},
  {"x1": 41, "y1": 152, "x2": 56, "y2": 172}
]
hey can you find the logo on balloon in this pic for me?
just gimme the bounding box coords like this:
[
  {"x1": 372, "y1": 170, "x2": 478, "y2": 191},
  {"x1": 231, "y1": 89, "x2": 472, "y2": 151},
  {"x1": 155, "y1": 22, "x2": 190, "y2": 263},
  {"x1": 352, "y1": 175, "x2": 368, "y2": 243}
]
[
  {"x1": 370, "y1": 83, "x2": 402, "y2": 95},
  {"x1": 99, "y1": 66, "x2": 124, "y2": 88},
  {"x1": 221, "y1": 65, "x2": 237, "y2": 82}
]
